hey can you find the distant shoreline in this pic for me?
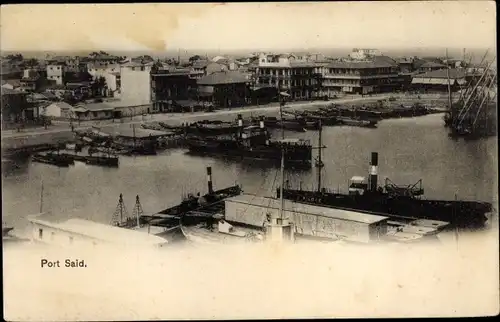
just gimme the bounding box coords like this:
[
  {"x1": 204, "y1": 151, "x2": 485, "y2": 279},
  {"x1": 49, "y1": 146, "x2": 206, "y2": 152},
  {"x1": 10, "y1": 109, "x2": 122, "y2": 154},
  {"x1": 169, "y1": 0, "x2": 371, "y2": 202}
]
[{"x1": 1, "y1": 47, "x2": 494, "y2": 63}]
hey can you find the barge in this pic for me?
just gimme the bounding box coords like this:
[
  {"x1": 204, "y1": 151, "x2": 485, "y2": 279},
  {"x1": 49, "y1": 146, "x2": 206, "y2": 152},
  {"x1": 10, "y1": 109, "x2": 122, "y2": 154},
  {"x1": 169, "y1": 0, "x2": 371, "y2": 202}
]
[
  {"x1": 186, "y1": 116, "x2": 312, "y2": 168},
  {"x1": 32, "y1": 152, "x2": 74, "y2": 167}
]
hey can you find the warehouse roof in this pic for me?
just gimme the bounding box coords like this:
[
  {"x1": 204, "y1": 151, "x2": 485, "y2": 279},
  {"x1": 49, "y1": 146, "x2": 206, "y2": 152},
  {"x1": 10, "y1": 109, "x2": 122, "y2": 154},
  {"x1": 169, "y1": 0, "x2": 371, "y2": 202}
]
[
  {"x1": 225, "y1": 194, "x2": 389, "y2": 224},
  {"x1": 197, "y1": 70, "x2": 249, "y2": 85},
  {"x1": 29, "y1": 217, "x2": 167, "y2": 246}
]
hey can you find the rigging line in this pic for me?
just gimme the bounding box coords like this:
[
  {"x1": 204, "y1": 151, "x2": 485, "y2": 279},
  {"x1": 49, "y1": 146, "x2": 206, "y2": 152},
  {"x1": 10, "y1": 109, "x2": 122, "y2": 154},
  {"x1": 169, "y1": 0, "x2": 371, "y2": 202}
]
[
  {"x1": 472, "y1": 71, "x2": 497, "y2": 127},
  {"x1": 456, "y1": 66, "x2": 495, "y2": 127},
  {"x1": 455, "y1": 51, "x2": 489, "y2": 118},
  {"x1": 225, "y1": 167, "x2": 278, "y2": 221},
  {"x1": 456, "y1": 54, "x2": 495, "y2": 123}
]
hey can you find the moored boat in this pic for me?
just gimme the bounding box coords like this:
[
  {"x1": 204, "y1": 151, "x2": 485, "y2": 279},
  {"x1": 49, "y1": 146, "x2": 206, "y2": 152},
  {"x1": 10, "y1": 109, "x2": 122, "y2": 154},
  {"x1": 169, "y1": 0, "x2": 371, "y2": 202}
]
[{"x1": 32, "y1": 152, "x2": 74, "y2": 167}]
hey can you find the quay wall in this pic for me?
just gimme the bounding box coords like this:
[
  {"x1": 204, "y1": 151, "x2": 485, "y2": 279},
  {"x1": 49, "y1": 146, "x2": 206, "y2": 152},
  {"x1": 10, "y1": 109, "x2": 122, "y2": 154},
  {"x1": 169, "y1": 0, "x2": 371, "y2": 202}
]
[{"x1": 1, "y1": 130, "x2": 76, "y2": 151}]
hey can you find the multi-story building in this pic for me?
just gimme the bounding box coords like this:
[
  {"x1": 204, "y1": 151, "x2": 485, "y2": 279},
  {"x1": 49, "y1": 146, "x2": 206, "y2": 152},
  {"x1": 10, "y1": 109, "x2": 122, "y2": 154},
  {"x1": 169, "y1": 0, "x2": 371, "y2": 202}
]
[
  {"x1": 417, "y1": 61, "x2": 447, "y2": 73},
  {"x1": 86, "y1": 62, "x2": 121, "y2": 96},
  {"x1": 47, "y1": 56, "x2": 85, "y2": 73},
  {"x1": 197, "y1": 70, "x2": 251, "y2": 108},
  {"x1": 349, "y1": 49, "x2": 382, "y2": 60},
  {"x1": 20, "y1": 69, "x2": 43, "y2": 92},
  {"x1": 120, "y1": 61, "x2": 154, "y2": 105},
  {"x1": 150, "y1": 65, "x2": 197, "y2": 112},
  {"x1": 318, "y1": 55, "x2": 401, "y2": 96},
  {"x1": 46, "y1": 62, "x2": 65, "y2": 85},
  {"x1": 254, "y1": 53, "x2": 322, "y2": 100},
  {"x1": 190, "y1": 61, "x2": 228, "y2": 80}
]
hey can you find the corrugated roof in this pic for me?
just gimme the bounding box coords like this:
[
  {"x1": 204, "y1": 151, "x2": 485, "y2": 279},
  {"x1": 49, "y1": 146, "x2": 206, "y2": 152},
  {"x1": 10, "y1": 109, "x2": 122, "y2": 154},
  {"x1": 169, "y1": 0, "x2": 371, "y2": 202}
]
[
  {"x1": 197, "y1": 70, "x2": 249, "y2": 85},
  {"x1": 226, "y1": 194, "x2": 388, "y2": 224},
  {"x1": 80, "y1": 102, "x2": 115, "y2": 111},
  {"x1": 414, "y1": 68, "x2": 466, "y2": 79},
  {"x1": 412, "y1": 78, "x2": 456, "y2": 85}
]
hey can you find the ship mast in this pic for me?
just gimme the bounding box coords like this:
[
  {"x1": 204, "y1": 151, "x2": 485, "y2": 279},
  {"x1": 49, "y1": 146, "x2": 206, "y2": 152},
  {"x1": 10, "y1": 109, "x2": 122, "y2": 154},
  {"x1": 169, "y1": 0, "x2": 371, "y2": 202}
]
[
  {"x1": 278, "y1": 88, "x2": 285, "y2": 220},
  {"x1": 446, "y1": 48, "x2": 453, "y2": 113},
  {"x1": 315, "y1": 119, "x2": 325, "y2": 193}
]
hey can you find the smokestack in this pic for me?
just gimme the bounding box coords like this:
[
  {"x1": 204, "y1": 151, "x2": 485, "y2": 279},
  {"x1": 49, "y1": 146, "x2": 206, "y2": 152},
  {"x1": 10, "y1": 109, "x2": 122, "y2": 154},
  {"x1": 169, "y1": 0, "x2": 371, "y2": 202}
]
[
  {"x1": 237, "y1": 114, "x2": 243, "y2": 127},
  {"x1": 369, "y1": 152, "x2": 378, "y2": 192},
  {"x1": 207, "y1": 166, "x2": 214, "y2": 194}
]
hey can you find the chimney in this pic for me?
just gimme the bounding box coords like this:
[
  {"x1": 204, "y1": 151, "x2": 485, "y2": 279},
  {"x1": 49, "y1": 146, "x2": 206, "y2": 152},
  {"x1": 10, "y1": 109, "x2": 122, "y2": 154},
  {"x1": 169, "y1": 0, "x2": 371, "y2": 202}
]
[
  {"x1": 369, "y1": 152, "x2": 378, "y2": 191},
  {"x1": 207, "y1": 166, "x2": 214, "y2": 194}
]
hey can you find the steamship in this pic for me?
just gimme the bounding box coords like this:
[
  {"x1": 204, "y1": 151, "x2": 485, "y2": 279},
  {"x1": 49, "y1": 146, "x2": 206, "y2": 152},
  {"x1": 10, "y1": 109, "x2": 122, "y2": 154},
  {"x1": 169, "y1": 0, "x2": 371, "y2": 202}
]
[
  {"x1": 185, "y1": 115, "x2": 313, "y2": 168},
  {"x1": 279, "y1": 151, "x2": 493, "y2": 228}
]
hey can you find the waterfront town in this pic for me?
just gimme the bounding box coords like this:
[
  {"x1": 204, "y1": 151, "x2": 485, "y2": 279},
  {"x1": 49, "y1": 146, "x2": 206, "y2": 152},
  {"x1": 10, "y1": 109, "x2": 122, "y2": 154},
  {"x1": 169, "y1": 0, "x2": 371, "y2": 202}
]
[
  {"x1": 1, "y1": 2, "x2": 499, "y2": 320},
  {"x1": 2, "y1": 46, "x2": 496, "y2": 243},
  {"x1": 1, "y1": 48, "x2": 490, "y2": 128}
]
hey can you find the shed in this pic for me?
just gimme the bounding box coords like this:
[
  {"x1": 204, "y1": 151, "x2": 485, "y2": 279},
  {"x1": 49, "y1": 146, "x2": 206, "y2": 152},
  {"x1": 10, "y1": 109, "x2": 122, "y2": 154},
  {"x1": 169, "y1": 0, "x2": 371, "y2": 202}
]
[
  {"x1": 43, "y1": 101, "x2": 73, "y2": 118},
  {"x1": 28, "y1": 216, "x2": 168, "y2": 248},
  {"x1": 224, "y1": 194, "x2": 389, "y2": 243}
]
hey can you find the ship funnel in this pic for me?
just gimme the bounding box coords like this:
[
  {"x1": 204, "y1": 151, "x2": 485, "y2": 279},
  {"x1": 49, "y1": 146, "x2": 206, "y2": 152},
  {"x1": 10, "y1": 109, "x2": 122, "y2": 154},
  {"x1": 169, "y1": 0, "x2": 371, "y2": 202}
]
[
  {"x1": 369, "y1": 152, "x2": 378, "y2": 191},
  {"x1": 206, "y1": 166, "x2": 214, "y2": 194},
  {"x1": 237, "y1": 114, "x2": 243, "y2": 127}
]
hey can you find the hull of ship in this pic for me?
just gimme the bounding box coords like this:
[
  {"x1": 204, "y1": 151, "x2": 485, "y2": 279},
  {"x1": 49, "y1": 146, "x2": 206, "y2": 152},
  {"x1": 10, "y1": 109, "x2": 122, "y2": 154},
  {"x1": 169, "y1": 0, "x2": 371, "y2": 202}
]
[
  {"x1": 32, "y1": 154, "x2": 74, "y2": 167},
  {"x1": 186, "y1": 140, "x2": 312, "y2": 167},
  {"x1": 338, "y1": 118, "x2": 378, "y2": 128},
  {"x1": 279, "y1": 189, "x2": 491, "y2": 228}
]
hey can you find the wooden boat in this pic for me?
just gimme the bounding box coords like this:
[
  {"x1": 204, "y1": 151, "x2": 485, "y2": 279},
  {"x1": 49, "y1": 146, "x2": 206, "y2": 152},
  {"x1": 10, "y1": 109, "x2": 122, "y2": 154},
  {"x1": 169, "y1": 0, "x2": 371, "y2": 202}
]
[
  {"x1": 32, "y1": 152, "x2": 74, "y2": 167},
  {"x1": 67, "y1": 152, "x2": 119, "y2": 167},
  {"x1": 338, "y1": 117, "x2": 378, "y2": 128}
]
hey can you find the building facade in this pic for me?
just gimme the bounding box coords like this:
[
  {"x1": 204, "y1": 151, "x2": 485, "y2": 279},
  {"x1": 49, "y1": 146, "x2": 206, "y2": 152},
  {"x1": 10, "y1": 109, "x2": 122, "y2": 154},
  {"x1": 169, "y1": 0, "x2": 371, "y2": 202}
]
[
  {"x1": 46, "y1": 63, "x2": 65, "y2": 85},
  {"x1": 120, "y1": 62, "x2": 153, "y2": 105},
  {"x1": 197, "y1": 70, "x2": 251, "y2": 108},
  {"x1": 254, "y1": 53, "x2": 322, "y2": 100},
  {"x1": 317, "y1": 57, "x2": 401, "y2": 96},
  {"x1": 150, "y1": 67, "x2": 197, "y2": 113}
]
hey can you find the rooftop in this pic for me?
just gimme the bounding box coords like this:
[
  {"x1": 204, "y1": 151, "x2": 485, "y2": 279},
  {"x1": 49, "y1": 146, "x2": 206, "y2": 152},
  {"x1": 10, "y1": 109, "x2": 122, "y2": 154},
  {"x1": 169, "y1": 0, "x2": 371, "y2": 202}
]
[
  {"x1": 30, "y1": 217, "x2": 167, "y2": 246},
  {"x1": 327, "y1": 56, "x2": 398, "y2": 69},
  {"x1": 419, "y1": 61, "x2": 447, "y2": 69},
  {"x1": 226, "y1": 194, "x2": 389, "y2": 224},
  {"x1": 413, "y1": 68, "x2": 467, "y2": 79},
  {"x1": 197, "y1": 70, "x2": 249, "y2": 85},
  {"x1": 75, "y1": 102, "x2": 115, "y2": 111},
  {"x1": 1, "y1": 87, "x2": 27, "y2": 95}
]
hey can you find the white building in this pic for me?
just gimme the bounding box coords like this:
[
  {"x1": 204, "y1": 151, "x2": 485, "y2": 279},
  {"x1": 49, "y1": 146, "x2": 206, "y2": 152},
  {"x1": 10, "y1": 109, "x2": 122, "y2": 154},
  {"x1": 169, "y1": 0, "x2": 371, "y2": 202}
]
[
  {"x1": 349, "y1": 48, "x2": 383, "y2": 60},
  {"x1": 28, "y1": 215, "x2": 169, "y2": 249},
  {"x1": 224, "y1": 194, "x2": 389, "y2": 243},
  {"x1": 120, "y1": 62, "x2": 153, "y2": 105},
  {"x1": 42, "y1": 101, "x2": 73, "y2": 119},
  {"x1": 46, "y1": 63, "x2": 65, "y2": 85}
]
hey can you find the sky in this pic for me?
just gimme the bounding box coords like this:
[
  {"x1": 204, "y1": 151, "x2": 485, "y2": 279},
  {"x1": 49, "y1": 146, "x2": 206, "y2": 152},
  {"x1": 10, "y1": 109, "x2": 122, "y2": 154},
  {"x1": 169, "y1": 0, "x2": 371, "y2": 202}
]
[{"x1": 0, "y1": 2, "x2": 496, "y2": 53}]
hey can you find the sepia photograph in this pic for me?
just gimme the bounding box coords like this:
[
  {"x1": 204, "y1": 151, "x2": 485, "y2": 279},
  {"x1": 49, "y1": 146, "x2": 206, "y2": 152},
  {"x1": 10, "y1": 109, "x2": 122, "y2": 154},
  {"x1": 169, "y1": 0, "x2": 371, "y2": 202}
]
[{"x1": 1, "y1": 1, "x2": 498, "y2": 320}]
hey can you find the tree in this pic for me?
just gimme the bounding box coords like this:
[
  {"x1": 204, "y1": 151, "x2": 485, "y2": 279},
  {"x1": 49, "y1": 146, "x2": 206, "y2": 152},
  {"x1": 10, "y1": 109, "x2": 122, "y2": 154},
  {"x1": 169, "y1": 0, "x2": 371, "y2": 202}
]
[
  {"x1": 91, "y1": 76, "x2": 107, "y2": 97},
  {"x1": 6, "y1": 53, "x2": 23, "y2": 61},
  {"x1": 24, "y1": 58, "x2": 39, "y2": 68}
]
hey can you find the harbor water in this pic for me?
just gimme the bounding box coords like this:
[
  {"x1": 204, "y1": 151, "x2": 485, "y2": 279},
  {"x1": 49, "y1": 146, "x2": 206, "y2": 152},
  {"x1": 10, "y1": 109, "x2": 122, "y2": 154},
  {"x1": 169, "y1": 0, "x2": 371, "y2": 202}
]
[
  {"x1": 3, "y1": 112, "x2": 499, "y2": 319},
  {"x1": 2, "y1": 113, "x2": 498, "y2": 236}
]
